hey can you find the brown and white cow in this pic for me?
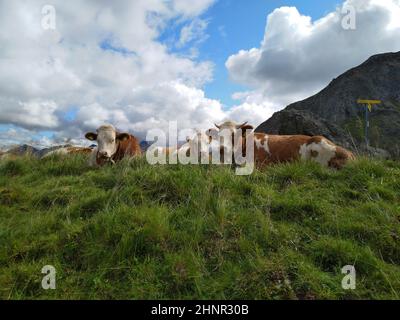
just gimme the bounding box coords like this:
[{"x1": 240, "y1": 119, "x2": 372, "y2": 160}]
[
  {"x1": 85, "y1": 124, "x2": 141, "y2": 166},
  {"x1": 42, "y1": 146, "x2": 93, "y2": 158},
  {"x1": 209, "y1": 121, "x2": 355, "y2": 169}
]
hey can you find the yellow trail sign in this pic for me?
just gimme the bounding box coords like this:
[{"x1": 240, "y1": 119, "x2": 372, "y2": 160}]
[
  {"x1": 357, "y1": 99, "x2": 381, "y2": 146},
  {"x1": 357, "y1": 99, "x2": 381, "y2": 111},
  {"x1": 357, "y1": 100, "x2": 381, "y2": 104}
]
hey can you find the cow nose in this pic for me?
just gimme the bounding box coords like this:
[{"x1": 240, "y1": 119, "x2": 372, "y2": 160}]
[{"x1": 99, "y1": 151, "x2": 109, "y2": 158}]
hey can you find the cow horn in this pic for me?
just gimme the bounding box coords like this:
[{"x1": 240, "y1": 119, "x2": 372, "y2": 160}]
[
  {"x1": 236, "y1": 121, "x2": 248, "y2": 129},
  {"x1": 214, "y1": 123, "x2": 221, "y2": 129}
]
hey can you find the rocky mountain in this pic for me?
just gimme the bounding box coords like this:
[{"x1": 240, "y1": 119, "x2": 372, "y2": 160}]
[
  {"x1": 5, "y1": 144, "x2": 39, "y2": 156},
  {"x1": 1, "y1": 144, "x2": 83, "y2": 159},
  {"x1": 256, "y1": 51, "x2": 400, "y2": 157},
  {"x1": 36, "y1": 145, "x2": 72, "y2": 158}
]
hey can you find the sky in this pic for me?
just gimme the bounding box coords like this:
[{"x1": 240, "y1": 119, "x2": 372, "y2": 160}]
[{"x1": 0, "y1": 0, "x2": 400, "y2": 148}]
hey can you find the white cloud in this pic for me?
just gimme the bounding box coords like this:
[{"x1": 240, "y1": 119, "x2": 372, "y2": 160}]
[
  {"x1": 227, "y1": 91, "x2": 280, "y2": 125},
  {"x1": 0, "y1": 0, "x2": 222, "y2": 147},
  {"x1": 0, "y1": 127, "x2": 54, "y2": 150},
  {"x1": 226, "y1": 0, "x2": 400, "y2": 117},
  {"x1": 171, "y1": 0, "x2": 216, "y2": 18},
  {"x1": 76, "y1": 82, "x2": 226, "y2": 135},
  {"x1": 178, "y1": 18, "x2": 209, "y2": 48},
  {"x1": 0, "y1": 128, "x2": 29, "y2": 149},
  {"x1": 3, "y1": 0, "x2": 400, "y2": 148}
]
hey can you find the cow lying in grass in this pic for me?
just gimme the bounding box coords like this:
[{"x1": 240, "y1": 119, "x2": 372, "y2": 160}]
[
  {"x1": 42, "y1": 146, "x2": 93, "y2": 158},
  {"x1": 85, "y1": 124, "x2": 142, "y2": 166},
  {"x1": 207, "y1": 121, "x2": 355, "y2": 169}
]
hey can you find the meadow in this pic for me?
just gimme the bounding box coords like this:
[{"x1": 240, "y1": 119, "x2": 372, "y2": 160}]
[{"x1": 0, "y1": 155, "x2": 399, "y2": 299}]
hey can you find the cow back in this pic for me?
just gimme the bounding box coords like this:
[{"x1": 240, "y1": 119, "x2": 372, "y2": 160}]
[
  {"x1": 253, "y1": 133, "x2": 311, "y2": 165},
  {"x1": 252, "y1": 133, "x2": 354, "y2": 169}
]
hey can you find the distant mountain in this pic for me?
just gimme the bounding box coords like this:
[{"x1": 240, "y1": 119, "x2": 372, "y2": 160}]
[
  {"x1": 36, "y1": 144, "x2": 72, "y2": 158},
  {"x1": 6, "y1": 144, "x2": 39, "y2": 156},
  {"x1": 256, "y1": 51, "x2": 400, "y2": 157},
  {"x1": 1, "y1": 144, "x2": 90, "y2": 158}
]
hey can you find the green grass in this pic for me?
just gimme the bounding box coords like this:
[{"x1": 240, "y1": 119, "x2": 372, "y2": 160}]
[
  {"x1": 0, "y1": 155, "x2": 399, "y2": 300},
  {"x1": 343, "y1": 113, "x2": 400, "y2": 153}
]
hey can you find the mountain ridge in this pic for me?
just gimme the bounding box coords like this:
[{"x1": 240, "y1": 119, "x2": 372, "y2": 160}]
[{"x1": 256, "y1": 51, "x2": 400, "y2": 157}]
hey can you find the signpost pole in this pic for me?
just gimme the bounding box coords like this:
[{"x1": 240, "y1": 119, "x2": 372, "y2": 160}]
[
  {"x1": 365, "y1": 104, "x2": 369, "y2": 147},
  {"x1": 357, "y1": 99, "x2": 381, "y2": 149}
]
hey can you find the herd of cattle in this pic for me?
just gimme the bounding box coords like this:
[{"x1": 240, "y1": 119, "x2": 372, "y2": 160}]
[
  {"x1": 0, "y1": 121, "x2": 355, "y2": 169},
  {"x1": 82, "y1": 121, "x2": 355, "y2": 169}
]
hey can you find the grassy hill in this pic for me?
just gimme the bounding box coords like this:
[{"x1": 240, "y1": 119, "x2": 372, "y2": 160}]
[{"x1": 0, "y1": 155, "x2": 399, "y2": 299}]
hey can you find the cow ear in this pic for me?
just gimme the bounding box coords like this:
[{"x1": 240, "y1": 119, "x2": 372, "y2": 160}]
[
  {"x1": 85, "y1": 132, "x2": 98, "y2": 141},
  {"x1": 116, "y1": 133, "x2": 130, "y2": 141}
]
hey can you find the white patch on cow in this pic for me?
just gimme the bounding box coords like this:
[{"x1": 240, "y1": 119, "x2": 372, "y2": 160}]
[
  {"x1": 262, "y1": 135, "x2": 270, "y2": 155},
  {"x1": 56, "y1": 148, "x2": 69, "y2": 155},
  {"x1": 42, "y1": 147, "x2": 68, "y2": 158},
  {"x1": 255, "y1": 135, "x2": 270, "y2": 155},
  {"x1": 255, "y1": 137, "x2": 263, "y2": 149},
  {"x1": 299, "y1": 143, "x2": 309, "y2": 160},
  {"x1": 299, "y1": 139, "x2": 337, "y2": 166}
]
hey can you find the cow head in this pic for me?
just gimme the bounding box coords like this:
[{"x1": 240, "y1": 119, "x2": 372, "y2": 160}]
[
  {"x1": 85, "y1": 124, "x2": 129, "y2": 162},
  {"x1": 210, "y1": 121, "x2": 253, "y2": 149},
  {"x1": 214, "y1": 121, "x2": 252, "y2": 132},
  {"x1": 205, "y1": 121, "x2": 254, "y2": 164}
]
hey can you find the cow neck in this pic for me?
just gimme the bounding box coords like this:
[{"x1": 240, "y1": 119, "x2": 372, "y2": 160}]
[{"x1": 112, "y1": 139, "x2": 123, "y2": 161}]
